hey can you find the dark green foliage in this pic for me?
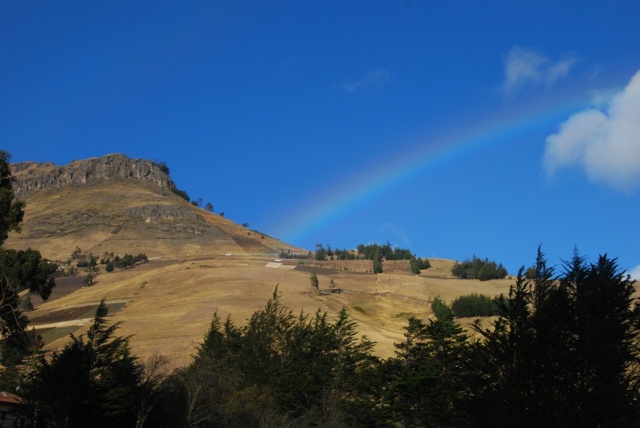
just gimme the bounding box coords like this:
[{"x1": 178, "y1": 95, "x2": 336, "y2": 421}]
[
  {"x1": 11, "y1": 247, "x2": 640, "y2": 427},
  {"x1": 112, "y1": 253, "x2": 148, "y2": 269},
  {"x1": 21, "y1": 300, "x2": 143, "y2": 428},
  {"x1": 372, "y1": 257, "x2": 383, "y2": 274},
  {"x1": 0, "y1": 249, "x2": 55, "y2": 364},
  {"x1": 452, "y1": 254, "x2": 508, "y2": 280},
  {"x1": 450, "y1": 293, "x2": 499, "y2": 317},
  {"x1": 383, "y1": 315, "x2": 472, "y2": 427},
  {"x1": 310, "y1": 270, "x2": 319, "y2": 290},
  {"x1": 470, "y1": 248, "x2": 640, "y2": 426},
  {"x1": 0, "y1": 151, "x2": 25, "y2": 245},
  {"x1": 176, "y1": 288, "x2": 379, "y2": 427},
  {"x1": 525, "y1": 264, "x2": 537, "y2": 279},
  {"x1": 0, "y1": 154, "x2": 56, "y2": 364},
  {"x1": 410, "y1": 256, "x2": 431, "y2": 274},
  {"x1": 333, "y1": 248, "x2": 357, "y2": 260},
  {"x1": 314, "y1": 243, "x2": 327, "y2": 260},
  {"x1": 172, "y1": 187, "x2": 190, "y2": 202},
  {"x1": 105, "y1": 260, "x2": 114, "y2": 272},
  {"x1": 357, "y1": 242, "x2": 413, "y2": 261},
  {"x1": 430, "y1": 295, "x2": 454, "y2": 321},
  {"x1": 83, "y1": 273, "x2": 94, "y2": 286},
  {"x1": 153, "y1": 161, "x2": 170, "y2": 175}
]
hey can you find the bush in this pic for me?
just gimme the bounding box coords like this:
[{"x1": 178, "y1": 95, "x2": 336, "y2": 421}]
[
  {"x1": 451, "y1": 255, "x2": 507, "y2": 280},
  {"x1": 172, "y1": 188, "x2": 190, "y2": 202},
  {"x1": 372, "y1": 258, "x2": 383, "y2": 274},
  {"x1": 431, "y1": 296, "x2": 453, "y2": 320},
  {"x1": 450, "y1": 293, "x2": 498, "y2": 317},
  {"x1": 410, "y1": 257, "x2": 431, "y2": 274}
]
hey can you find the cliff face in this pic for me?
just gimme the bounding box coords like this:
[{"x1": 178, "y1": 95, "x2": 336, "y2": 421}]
[{"x1": 11, "y1": 153, "x2": 175, "y2": 198}]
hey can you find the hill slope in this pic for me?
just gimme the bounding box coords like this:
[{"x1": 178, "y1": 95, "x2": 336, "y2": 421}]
[
  {"x1": 6, "y1": 154, "x2": 512, "y2": 368},
  {"x1": 7, "y1": 154, "x2": 304, "y2": 260}
]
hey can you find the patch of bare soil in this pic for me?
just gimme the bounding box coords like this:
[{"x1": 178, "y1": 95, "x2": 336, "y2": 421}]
[
  {"x1": 32, "y1": 276, "x2": 85, "y2": 308},
  {"x1": 29, "y1": 302, "x2": 127, "y2": 324}
]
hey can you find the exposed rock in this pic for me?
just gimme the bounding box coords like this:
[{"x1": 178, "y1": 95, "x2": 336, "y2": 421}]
[
  {"x1": 124, "y1": 205, "x2": 199, "y2": 223},
  {"x1": 11, "y1": 153, "x2": 175, "y2": 198}
]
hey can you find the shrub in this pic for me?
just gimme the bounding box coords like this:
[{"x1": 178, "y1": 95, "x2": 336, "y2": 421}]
[
  {"x1": 431, "y1": 296, "x2": 454, "y2": 320},
  {"x1": 410, "y1": 257, "x2": 431, "y2": 274},
  {"x1": 172, "y1": 188, "x2": 190, "y2": 202},
  {"x1": 450, "y1": 293, "x2": 498, "y2": 317},
  {"x1": 451, "y1": 255, "x2": 507, "y2": 280}
]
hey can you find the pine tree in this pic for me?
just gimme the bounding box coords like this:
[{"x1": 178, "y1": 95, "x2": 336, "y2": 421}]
[{"x1": 21, "y1": 300, "x2": 142, "y2": 427}]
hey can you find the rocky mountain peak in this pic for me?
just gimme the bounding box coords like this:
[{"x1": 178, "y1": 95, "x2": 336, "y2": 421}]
[{"x1": 11, "y1": 153, "x2": 176, "y2": 198}]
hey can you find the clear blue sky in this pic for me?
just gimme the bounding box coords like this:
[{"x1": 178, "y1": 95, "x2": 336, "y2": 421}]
[{"x1": 3, "y1": 1, "x2": 640, "y2": 276}]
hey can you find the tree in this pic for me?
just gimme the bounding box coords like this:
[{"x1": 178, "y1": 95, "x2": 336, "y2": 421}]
[
  {"x1": 410, "y1": 257, "x2": 431, "y2": 274},
  {"x1": 385, "y1": 314, "x2": 472, "y2": 427},
  {"x1": 0, "y1": 151, "x2": 24, "y2": 244},
  {"x1": 180, "y1": 288, "x2": 380, "y2": 426},
  {"x1": 84, "y1": 273, "x2": 94, "y2": 286},
  {"x1": 431, "y1": 295, "x2": 454, "y2": 321},
  {"x1": 0, "y1": 151, "x2": 56, "y2": 364},
  {"x1": 452, "y1": 255, "x2": 508, "y2": 280},
  {"x1": 205, "y1": 202, "x2": 213, "y2": 212},
  {"x1": 470, "y1": 248, "x2": 640, "y2": 426},
  {"x1": 310, "y1": 270, "x2": 319, "y2": 291},
  {"x1": 314, "y1": 244, "x2": 326, "y2": 261},
  {"x1": 21, "y1": 300, "x2": 143, "y2": 427},
  {"x1": 372, "y1": 258, "x2": 383, "y2": 274}
]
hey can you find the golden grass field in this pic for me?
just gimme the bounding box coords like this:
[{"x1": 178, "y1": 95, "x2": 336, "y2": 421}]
[
  {"x1": 22, "y1": 256, "x2": 513, "y2": 368},
  {"x1": 6, "y1": 173, "x2": 515, "y2": 369}
]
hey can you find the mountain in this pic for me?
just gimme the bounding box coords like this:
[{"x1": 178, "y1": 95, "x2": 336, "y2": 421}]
[
  {"x1": 6, "y1": 154, "x2": 511, "y2": 368},
  {"x1": 7, "y1": 153, "x2": 303, "y2": 261}
]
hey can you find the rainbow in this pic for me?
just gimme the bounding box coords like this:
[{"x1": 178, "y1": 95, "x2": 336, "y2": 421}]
[{"x1": 272, "y1": 96, "x2": 590, "y2": 247}]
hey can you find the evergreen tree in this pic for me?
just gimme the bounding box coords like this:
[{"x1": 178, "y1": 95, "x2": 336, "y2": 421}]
[
  {"x1": 0, "y1": 151, "x2": 56, "y2": 364},
  {"x1": 470, "y1": 248, "x2": 640, "y2": 427},
  {"x1": 385, "y1": 314, "x2": 471, "y2": 427},
  {"x1": 21, "y1": 300, "x2": 143, "y2": 428}
]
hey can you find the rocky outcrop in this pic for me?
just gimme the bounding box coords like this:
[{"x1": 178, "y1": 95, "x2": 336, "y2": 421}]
[
  {"x1": 11, "y1": 153, "x2": 176, "y2": 198},
  {"x1": 124, "y1": 205, "x2": 199, "y2": 223}
]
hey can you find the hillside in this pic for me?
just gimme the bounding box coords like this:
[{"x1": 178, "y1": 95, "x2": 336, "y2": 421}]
[
  {"x1": 7, "y1": 153, "x2": 304, "y2": 260},
  {"x1": 6, "y1": 154, "x2": 512, "y2": 368}
]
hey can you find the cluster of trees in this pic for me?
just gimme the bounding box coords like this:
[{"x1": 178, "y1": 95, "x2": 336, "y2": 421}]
[
  {"x1": 312, "y1": 244, "x2": 431, "y2": 276},
  {"x1": 11, "y1": 249, "x2": 640, "y2": 427},
  {"x1": 314, "y1": 244, "x2": 358, "y2": 261},
  {"x1": 431, "y1": 293, "x2": 500, "y2": 318},
  {"x1": 410, "y1": 256, "x2": 431, "y2": 274},
  {"x1": 0, "y1": 151, "x2": 56, "y2": 368},
  {"x1": 356, "y1": 242, "x2": 412, "y2": 261},
  {"x1": 3, "y1": 152, "x2": 640, "y2": 425},
  {"x1": 451, "y1": 254, "x2": 508, "y2": 280},
  {"x1": 103, "y1": 253, "x2": 149, "y2": 272}
]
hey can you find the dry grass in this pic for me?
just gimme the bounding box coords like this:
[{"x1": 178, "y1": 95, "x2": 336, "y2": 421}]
[
  {"x1": 26, "y1": 255, "x2": 513, "y2": 368},
  {"x1": 8, "y1": 178, "x2": 515, "y2": 369}
]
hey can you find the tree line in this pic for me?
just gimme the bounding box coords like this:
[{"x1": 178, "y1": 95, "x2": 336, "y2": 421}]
[
  {"x1": 451, "y1": 254, "x2": 508, "y2": 280},
  {"x1": 314, "y1": 243, "x2": 431, "y2": 275},
  {"x1": 12, "y1": 248, "x2": 640, "y2": 427},
  {"x1": 2, "y1": 151, "x2": 640, "y2": 426}
]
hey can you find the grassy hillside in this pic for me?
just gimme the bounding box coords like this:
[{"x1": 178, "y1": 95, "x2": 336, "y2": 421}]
[{"x1": 7, "y1": 164, "x2": 513, "y2": 369}]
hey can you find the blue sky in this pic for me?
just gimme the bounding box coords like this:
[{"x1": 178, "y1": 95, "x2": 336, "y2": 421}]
[{"x1": 2, "y1": 1, "x2": 640, "y2": 276}]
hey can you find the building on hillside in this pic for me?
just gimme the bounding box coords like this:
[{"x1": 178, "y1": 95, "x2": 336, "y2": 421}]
[{"x1": 0, "y1": 391, "x2": 30, "y2": 428}]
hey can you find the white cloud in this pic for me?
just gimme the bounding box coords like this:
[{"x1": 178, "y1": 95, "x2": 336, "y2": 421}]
[
  {"x1": 500, "y1": 47, "x2": 577, "y2": 96},
  {"x1": 341, "y1": 69, "x2": 392, "y2": 93},
  {"x1": 544, "y1": 70, "x2": 640, "y2": 191},
  {"x1": 628, "y1": 264, "x2": 640, "y2": 281}
]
